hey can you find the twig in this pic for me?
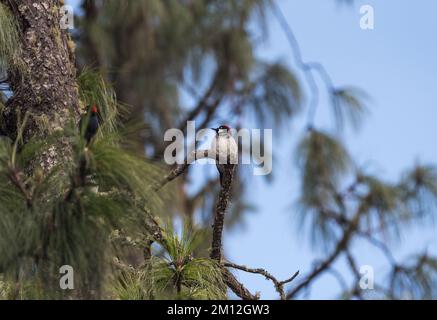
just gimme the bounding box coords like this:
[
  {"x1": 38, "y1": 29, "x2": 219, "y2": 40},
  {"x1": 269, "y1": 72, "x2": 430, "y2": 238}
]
[
  {"x1": 154, "y1": 149, "x2": 214, "y2": 191},
  {"x1": 143, "y1": 209, "x2": 165, "y2": 244},
  {"x1": 344, "y1": 250, "x2": 364, "y2": 299},
  {"x1": 224, "y1": 261, "x2": 299, "y2": 300},
  {"x1": 345, "y1": 250, "x2": 361, "y2": 281}
]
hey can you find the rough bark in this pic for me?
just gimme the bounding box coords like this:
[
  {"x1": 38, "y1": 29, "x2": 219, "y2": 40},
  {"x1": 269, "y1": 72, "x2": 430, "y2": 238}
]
[
  {"x1": 221, "y1": 267, "x2": 259, "y2": 300},
  {"x1": 210, "y1": 164, "x2": 235, "y2": 261},
  {"x1": 224, "y1": 261, "x2": 299, "y2": 300},
  {"x1": 1, "y1": 0, "x2": 80, "y2": 172}
]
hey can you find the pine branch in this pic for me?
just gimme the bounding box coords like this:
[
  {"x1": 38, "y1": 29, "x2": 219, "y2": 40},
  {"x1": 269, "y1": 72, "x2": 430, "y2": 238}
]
[
  {"x1": 224, "y1": 261, "x2": 299, "y2": 300},
  {"x1": 151, "y1": 152, "x2": 261, "y2": 300},
  {"x1": 154, "y1": 149, "x2": 213, "y2": 191},
  {"x1": 344, "y1": 250, "x2": 364, "y2": 299},
  {"x1": 286, "y1": 209, "x2": 362, "y2": 299},
  {"x1": 143, "y1": 209, "x2": 164, "y2": 244},
  {"x1": 141, "y1": 207, "x2": 259, "y2": 300},
  {"x1": 221, "y1": 267, "x2": 259, "y2": 300},
  {"x1": 151, "y1": 148, "x2": 265, "y2": 301}
]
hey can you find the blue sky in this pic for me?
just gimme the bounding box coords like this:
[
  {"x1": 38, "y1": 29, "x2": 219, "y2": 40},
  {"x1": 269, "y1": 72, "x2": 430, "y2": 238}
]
[{"x1": 224, "y1": 0, "x2": 437, "y2": 299}]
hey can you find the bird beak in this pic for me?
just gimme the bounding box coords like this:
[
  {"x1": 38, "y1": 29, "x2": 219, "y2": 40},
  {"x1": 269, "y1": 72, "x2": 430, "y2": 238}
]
[{"x1": 211, "y1": 128, "x2": 219, "y2": 133}]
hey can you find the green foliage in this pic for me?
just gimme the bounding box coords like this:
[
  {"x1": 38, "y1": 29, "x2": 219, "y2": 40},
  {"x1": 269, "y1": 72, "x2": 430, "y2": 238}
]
[
  {"x1": 0, "y1": 75, "x2": 167, "y2": 298},
  {"x1": 113, "y1": 223, "x2": 226, "y2": 300},
  {"x1": 77, "y1": 69, "x2": 122, "y2": 134},
  {"x1": 88, "y1": 134, "x2": 164, "y2": 206},
  {"x1": 295, "y1": 130, "x2": 351, "y2": 249},
  {"x1": 356, "y1": 165, "x2": 437, "y2": 238},
  {"x1": 149, "y1": 223, "x2": 226, "y2": 299},
  {"x1": 0, "y1": 275, "x2": 46, "y2": 300},
  {"x1": 111, "y1": 265, "x2": 151, "y2": 300},
  {"x1": 390, "y1": 254, "x2": 437, "y2": 299},
  {"x1": 247, "y1": 62, "x2": 302, "y2": 129},
  {"x1": 355, "y1": 174, "x2": 405, "y2": 240},
  {"x1": 399, "y1": 165, "x2": 437, "y2": 222},
  {"x1": 297, "y1": 130, "x2": 351, "y2": 207},
  {"x1": 331, "y1": 87, "x2": 369, "y2": 131},
  {"x1": 0, "y1": 127, "x2": 165, "y2": 297},
  {"x1": 0, "y1": 3, "x2": 20, "y2": 70}
]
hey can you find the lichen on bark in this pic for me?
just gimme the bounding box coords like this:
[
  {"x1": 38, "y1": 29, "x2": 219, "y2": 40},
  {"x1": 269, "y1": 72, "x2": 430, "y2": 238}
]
[{"x1": 1, "y1": 0, "x2": 80, "y2": 172}]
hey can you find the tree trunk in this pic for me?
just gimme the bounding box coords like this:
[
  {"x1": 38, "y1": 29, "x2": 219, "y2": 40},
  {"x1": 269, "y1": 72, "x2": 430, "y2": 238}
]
[
  {"x1": 210, "y1": 164, "x2": 235, "y2": 262},
  {"x1": 1, "y1": 0, "x2": 80, "y2": 172}
]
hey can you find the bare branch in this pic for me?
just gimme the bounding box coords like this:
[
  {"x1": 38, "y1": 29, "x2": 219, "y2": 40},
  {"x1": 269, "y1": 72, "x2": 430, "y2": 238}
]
[
  {"x1": 143, "y1": 209, "x2": 165, "y2": 244},
  {"x1": 286, "y1": 245, "x2": 342, "y2": 299},
  {"x1": 224, "y1": 261, "x2": 299, "y2": 300},
  {"x1": 344, "y1": 250, "x2": 364, "y2": 299},
  {"x1": 154, "y1": 149, "x2": 214, "y2": 191},
  {"x1": 286, "y1": 211, "x2": 362, "y2": 299},
  {"x1": 221, "y1": 267, "x2": 260, "y2": 300}
]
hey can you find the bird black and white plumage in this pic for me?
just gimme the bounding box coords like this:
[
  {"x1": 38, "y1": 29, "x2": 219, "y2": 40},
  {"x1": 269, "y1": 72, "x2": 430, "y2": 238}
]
[
  {"x1": 79, "y1": 104, "x2": 99, "y2": 145},
  {"x1": 211, "y1": 125, "x2": 238, "y2": 186},
  {"x1": 78, "y1": 105, "x2": 100, "y2": 190}
]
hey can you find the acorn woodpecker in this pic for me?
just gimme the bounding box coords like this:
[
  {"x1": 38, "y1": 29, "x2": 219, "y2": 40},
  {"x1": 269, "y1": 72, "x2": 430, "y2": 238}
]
[
  {"x1": 79, "y1": 104, "x2": 99, "y2": 145},
  {"x1": 211, "y1": 125, "x2": 238, "y2": 186}
]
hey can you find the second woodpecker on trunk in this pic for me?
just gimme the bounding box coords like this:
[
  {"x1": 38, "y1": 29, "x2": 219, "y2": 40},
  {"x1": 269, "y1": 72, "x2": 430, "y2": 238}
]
[
  {"x1": 78, "y1": 105, "x2": 100, "y2": 190},
  {"x1": 79, "y1": 104, "x2": 99, "y2": 145},
  {"x1": 211, "y1": 125, "x2": 238, "y2": 186}
]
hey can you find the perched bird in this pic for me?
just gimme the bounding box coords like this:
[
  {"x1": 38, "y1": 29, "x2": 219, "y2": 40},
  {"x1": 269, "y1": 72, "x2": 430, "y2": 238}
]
[
  {"x1": 211, "y1": 125, "x2": 238, "y2": 186},
  {"x1": 78, "y1": 105, "x2": 100, "y2": 190},
  {"x1": 79, "y1": 104, "x2": 99, "y2": 145}
]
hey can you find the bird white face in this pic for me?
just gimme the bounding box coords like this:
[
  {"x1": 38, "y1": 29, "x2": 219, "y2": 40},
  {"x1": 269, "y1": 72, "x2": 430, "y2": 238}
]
[
  {"x1": 216, "y1": 125, "x2": 231, "y2": 136},
  {"x1": 218, "y1": 128, "x2": 228, "y2": 135}
]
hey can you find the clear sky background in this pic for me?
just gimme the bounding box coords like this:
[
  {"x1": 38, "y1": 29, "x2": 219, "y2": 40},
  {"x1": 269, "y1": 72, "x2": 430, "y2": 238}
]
[
  {"x1": 66, "y1": 0, "x2": 437, "y2": 299},
  {"x1": 223, "y1": 0, "x2": 437, "y2": 299}
]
